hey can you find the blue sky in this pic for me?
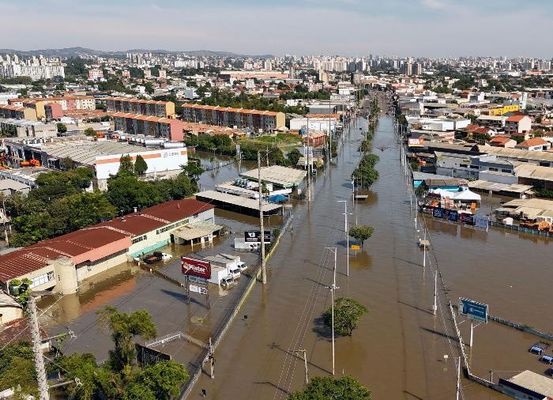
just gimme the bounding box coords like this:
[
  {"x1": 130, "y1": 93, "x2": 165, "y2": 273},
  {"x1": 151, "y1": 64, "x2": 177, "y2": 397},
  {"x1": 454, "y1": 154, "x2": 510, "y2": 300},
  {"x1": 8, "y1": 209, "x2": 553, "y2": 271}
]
[{"x1": 1, "y1": 0, "x2": 552, "y2": 57}]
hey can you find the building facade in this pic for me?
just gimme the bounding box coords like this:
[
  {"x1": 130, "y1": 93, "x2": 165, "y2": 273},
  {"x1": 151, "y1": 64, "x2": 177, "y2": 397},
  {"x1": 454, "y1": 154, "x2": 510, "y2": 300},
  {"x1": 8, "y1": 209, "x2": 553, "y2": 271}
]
[
  {"x1": 182, "y1": 104, "x2": 285, "y2": 132},
  {"x1": 112, "y1": 112, "x2": 184, "y2": 141},
  {"x1": 106, "y1": 97, "x2": 176, "y2": 118}
]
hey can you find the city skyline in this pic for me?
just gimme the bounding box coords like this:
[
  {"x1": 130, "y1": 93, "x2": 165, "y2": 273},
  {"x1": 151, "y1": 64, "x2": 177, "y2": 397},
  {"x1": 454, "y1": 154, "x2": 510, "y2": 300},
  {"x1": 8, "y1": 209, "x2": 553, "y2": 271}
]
[{"x1": 1, "y1": 0, "x2": 552, "y2": 58}]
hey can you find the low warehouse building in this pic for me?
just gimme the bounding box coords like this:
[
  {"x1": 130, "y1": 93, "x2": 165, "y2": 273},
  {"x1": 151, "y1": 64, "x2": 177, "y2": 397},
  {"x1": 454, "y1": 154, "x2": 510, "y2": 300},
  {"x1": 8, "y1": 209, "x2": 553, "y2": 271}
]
[{"x1": 0, "y1": 199, "x2": 214, "y2": 295}]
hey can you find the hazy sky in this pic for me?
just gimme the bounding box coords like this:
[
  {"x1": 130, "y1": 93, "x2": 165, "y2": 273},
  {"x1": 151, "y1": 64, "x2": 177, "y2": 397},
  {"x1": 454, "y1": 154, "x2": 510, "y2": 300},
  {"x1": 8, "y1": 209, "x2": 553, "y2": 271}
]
[{"x1": 1, "y1": 0, "x2": 552, "y2": 57}]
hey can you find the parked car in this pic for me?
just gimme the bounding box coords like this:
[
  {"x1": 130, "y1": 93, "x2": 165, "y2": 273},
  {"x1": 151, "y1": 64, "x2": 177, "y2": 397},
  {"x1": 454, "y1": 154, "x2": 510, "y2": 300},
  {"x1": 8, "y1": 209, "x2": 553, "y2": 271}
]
[
  {"x1": 143, "y1": 252, "x2": 172, "y2": 264},
  {"x1": 529, "y1": 342, "x2": 549, "y2": 355},
  {"x1": 540, "y1": 355, "x2": 553, "y2": 365}
]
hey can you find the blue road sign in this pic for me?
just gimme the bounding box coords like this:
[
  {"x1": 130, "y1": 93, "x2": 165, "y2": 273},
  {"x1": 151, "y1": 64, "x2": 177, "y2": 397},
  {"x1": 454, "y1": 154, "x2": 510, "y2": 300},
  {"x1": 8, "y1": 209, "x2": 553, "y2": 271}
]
[{"x1": 459, "y1": 298, "x2": 488, "y2": 323}]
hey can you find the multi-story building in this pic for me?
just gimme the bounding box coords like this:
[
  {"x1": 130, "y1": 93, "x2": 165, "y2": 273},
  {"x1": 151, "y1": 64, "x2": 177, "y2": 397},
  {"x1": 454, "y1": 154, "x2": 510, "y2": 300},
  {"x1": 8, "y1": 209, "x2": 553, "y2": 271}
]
[
  {"x1": 0, "y1": 54, "x2": 64, "y2": 81},
  {"x1": 111, "y1": 112, "x2": 184, "y2": 141},
  {"x1": 8, "y1": 96, "x2": 96, "y2": 119},
  {"x1": 182, "y1": 104, "x2": 285, "y2": 132},
  {"x1": 105, "y1": 97, "x2": 176, "y2": 118},
  {"x1": 0, "y1": 104, "x2": 37, "y2": 120}
]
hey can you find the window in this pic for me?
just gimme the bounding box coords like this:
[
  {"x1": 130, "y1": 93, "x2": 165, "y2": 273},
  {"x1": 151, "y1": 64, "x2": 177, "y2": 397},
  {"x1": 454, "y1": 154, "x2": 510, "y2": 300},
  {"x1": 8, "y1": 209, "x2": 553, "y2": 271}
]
[
  {"x1": 489, "y1": 167, "x2": 498, "y2": 172},
  {"x1": 470, "y1": 165, "x2": 479, "y2": 169},
  {"x1": 30, "y1": 271, "x2": 54, "y2": 288},
  {"x1": 460, "y1": 164, "x2": 468, "y2": 168},
  {"x1": 132, "y1": 234, "x2": 147, "y2": 244},
  {"x1": 501, "y1": 169, "x2": 511, "y2": 173}
]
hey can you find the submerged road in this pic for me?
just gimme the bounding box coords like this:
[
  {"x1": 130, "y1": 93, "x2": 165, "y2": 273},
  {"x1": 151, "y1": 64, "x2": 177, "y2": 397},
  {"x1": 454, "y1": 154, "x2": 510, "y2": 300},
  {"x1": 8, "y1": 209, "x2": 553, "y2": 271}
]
[{"x1": 191, "y1": 116, "x2": 503, "y2": 399}]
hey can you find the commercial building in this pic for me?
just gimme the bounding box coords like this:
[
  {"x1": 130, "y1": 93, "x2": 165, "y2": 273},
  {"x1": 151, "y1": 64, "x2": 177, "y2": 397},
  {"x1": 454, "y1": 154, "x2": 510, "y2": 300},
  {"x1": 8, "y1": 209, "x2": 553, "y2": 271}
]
[
  {"x1": 487, "y1": 104, "x2": 520, "y2": 116},
  {"x1": 0, "y1": 119, "x2": 57, "y2": 138},
  {"x1": 105, "y1": 97, "x2": 176, "y2": 118},
  {"x1": 289, "y1": 114, "x2": 339, "y2": 134},
  {"x1": 0, "y1": 199, "x2": 215, "y2": 295},
  {"x1": 4, "y1": 138, "x2": 188, "y2": 190},
  {"x1": 498, "y1": 370, "x2": 553, "y2": 400},
  {"x1": 182, "y1": 104, "x2": 285, "y2": 132},
  {"x1": 111, "y1": 112, "x2": 184, "y2": 141},
  {"x1": 219, "y1": 70, "x2": 289, "y2": 80}
]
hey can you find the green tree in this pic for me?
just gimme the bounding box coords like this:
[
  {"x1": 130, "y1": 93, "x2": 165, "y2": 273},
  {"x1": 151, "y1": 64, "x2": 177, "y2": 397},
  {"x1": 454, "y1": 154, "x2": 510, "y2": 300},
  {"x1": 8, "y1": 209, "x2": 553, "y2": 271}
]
[
  {"x1": 64, "y1": 192, "x2": 117, "y2": 231},
  {"x1": 57, "y1": 123, "x2": 67, "y2": 133},
  {"x1": 131, "y1": 361, "x2": 189, "y2": 400},
  {"x1": 349, "y1": 225, "x2": 374, "y2": 247},
  {"x1": 118, "y1": 154, "x2": 134, "y2": 175},
  {"x1": 134, "y1": 155, "x2": 148, "y2": 176},
  {"x1": 97, "y1": 306, "x2": 157, "y2": 372},
  {"x1": 0, "y1": 342, "x2": 38, "y2": 399},
  {"x1": 288, "y1": 376, "x2": 371, "y2": 400},
  {"x1": 287, "y1": 148, "x2": 302, "y2": 166},
  {"x1": 84, "y1": 127, "x2": 96, "y2": 137},
  {"x1": 181, "y1": 162, "x2": 204, "y2": 181},
  {"x1": 7, "y1": 278, "x2": 32, "y2": 306},
  {"x1": 323, "y1": 298, "x2": 368, "y2": 336}
]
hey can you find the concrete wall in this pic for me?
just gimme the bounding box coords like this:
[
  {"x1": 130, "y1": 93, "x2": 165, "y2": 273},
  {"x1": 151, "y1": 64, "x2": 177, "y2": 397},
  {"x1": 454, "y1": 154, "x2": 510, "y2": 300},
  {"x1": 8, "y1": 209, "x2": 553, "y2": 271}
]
[
  {"x1": 75, "y1": 252, "x2": 128, "y2": 284},
  {"x1": 95, "y1": 148, "x2": 188, "y2": 181},
  {"x1": 0, "y1": 305, "x2": 23, "y2": 325}
]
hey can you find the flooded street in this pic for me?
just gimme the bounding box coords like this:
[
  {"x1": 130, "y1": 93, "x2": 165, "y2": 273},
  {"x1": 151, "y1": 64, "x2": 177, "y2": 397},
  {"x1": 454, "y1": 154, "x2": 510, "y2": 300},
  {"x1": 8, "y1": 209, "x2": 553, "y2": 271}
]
[
  {"x1": 193, "y1": 116, "x2": 494, "y2": 399},
  {"x1": 42, "y1": 115, "x2": 552, "y2": 400}
]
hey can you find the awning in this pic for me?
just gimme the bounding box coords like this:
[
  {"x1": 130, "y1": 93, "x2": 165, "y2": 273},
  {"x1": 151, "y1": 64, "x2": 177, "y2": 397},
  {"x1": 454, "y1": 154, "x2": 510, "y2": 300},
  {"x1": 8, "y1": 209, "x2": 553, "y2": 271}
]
[{"x1": 174, "y1": 221, "x2": 223, "y2": 241}]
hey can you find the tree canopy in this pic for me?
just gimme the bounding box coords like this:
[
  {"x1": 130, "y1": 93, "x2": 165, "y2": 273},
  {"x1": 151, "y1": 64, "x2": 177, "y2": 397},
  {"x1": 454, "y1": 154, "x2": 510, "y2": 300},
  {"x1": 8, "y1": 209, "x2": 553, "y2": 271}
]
[
  {"x1": 288, "y1": 376, "x2": 371, "y2": 400},
  {"x1": 349, "y1": 225, "x2": 374, "y2": 247},
  {"x1": 323, "y1": 297, "x2": 368, "y2": 336}
]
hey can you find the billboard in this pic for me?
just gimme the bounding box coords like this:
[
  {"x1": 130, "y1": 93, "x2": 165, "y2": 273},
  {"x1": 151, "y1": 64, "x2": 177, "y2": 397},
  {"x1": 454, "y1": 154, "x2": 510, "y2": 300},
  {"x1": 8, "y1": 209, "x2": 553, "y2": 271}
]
[
  {"x1": 244, "y1": 230, "x2": 272, "y2": 243},
  {"x1": 459, "y1": 298, "x2": 488, "y2": 323},
  {"x1": 181, "y1": 257, "x2": 211, "y2": 279}
]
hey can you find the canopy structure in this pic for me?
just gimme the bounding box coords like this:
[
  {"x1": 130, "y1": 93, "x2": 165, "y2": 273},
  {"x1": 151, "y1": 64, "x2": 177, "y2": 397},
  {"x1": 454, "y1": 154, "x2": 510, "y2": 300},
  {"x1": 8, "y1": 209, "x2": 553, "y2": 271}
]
[{"x1": 430, "y1": 188, "x2": 481, "y2": 202}]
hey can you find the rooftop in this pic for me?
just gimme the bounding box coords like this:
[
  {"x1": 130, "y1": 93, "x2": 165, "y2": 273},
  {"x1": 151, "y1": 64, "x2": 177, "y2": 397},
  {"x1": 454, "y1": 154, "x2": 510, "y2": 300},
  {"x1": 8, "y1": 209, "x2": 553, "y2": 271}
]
[
  {"x1": 505, "y1": 370, "x2": 553, "y2": 398},
  {"x1": 0, "y1": 199, "x2": 214, "y2": 283},
  {"x1": 240, "y1": 165, "x2": 307, "y2": 188}
]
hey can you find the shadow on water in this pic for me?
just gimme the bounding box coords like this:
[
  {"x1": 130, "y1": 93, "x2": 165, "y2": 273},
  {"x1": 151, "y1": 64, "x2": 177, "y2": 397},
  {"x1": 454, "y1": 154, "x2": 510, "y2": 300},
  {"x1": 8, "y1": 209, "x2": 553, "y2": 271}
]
[
  {"x1": 398, "y1": 300, "x2": 434, "y2": 316},
  {"x1": 312, "y1": 316, "x2": 332, "y2": 340},
  {"x1": 420, "y1": 326, "x2": 460, "y2": 343},
  {"x1": 268, "y1": 342, "x2": 333, "y2": 375},
  {"x1": 160, "y1": 289, "x2": 208, "y2": 309}
]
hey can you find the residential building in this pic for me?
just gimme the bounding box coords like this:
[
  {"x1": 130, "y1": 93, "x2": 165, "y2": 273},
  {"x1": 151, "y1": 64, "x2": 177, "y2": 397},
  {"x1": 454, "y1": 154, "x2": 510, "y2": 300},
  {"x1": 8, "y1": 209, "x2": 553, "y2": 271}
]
[
  {"x1": 515, "y1": 137, "x2": 551, "y2": 151},
  {"x1": 489, "y1": 135, "x2": 516, "y2": 148},
  {"x1": 0, "y1": 199, "x2": 215, "y2": 295},
  {"x1": 182, "y1": 104, "x2": 285, "y2": 132},
  {"x1": 88, "y1": 68, "x2": 104, "y2": 81},
  {"x1": 0, "y1": 119, "x2": 58, "y2": 139},
  {"x1": 435, "y1": 152, "x2": 516, "y2": 183},
  {"x1": 111, "y1": 112, "x2": 184, "y2": 142},
  {"x1": 505, "y1": 115, "x2": 532, "y2": 135},
  {"x1": 0, "y1": 105, "x2": 37, "y2": 120},
  {"x1": 105, "y1": 97, "x2": 176, "y2": 118}
]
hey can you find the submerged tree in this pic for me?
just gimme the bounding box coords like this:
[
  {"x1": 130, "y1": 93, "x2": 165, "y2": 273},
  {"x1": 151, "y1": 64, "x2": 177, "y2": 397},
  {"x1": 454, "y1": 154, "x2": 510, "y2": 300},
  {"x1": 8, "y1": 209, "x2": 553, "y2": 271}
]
[
  {"x1": 323, "y1": 297, "x2": 368, "y2": 336},
  {"x1": 288, "y1": 375, "x2": 371, "y2": 400}
]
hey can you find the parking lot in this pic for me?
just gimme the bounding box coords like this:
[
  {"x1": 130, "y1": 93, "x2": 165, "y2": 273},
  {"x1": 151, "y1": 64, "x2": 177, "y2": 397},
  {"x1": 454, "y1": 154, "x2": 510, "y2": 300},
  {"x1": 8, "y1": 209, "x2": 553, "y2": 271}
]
[{"x1": 41, "y1": 209, "x2": 267, "y2": 366}]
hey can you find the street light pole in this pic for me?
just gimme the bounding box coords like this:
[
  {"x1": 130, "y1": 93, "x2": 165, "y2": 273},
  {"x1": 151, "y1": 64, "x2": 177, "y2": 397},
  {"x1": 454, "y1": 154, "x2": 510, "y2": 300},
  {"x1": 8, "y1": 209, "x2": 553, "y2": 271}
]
[
  {"x1": 325, "y1": 247, "x2": 338, "y2": 376},
  {"x1": 257, "y1": 151, "x2": 267, "y2": 285},
  {"x1": 432, "y1": 270, "x2": 438, "y2": 316},
  {"x1": 337, "y1": 200, "x2": 350, "y2": 277}
]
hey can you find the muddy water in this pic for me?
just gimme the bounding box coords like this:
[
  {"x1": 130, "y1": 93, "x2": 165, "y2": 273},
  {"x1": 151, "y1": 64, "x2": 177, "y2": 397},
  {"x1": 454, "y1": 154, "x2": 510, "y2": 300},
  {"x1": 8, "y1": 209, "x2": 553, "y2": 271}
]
[{"x1": 192, "y1": 117, "x2": 512, "y2": 399}]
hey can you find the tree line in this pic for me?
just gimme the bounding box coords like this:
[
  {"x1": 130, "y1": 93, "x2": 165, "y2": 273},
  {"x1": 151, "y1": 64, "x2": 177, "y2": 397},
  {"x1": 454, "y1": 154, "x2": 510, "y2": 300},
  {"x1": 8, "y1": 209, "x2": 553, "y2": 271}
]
[{"x1": 5, "y1": 155, "x2": 199, "y2": 247}]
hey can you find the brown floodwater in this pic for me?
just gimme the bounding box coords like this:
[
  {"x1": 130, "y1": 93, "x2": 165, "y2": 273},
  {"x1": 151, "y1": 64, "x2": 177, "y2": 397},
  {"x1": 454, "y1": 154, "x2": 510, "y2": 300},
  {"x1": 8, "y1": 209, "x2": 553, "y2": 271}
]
[
  {"x1": 189, "y1": 116, "x2": 525, "y2": 400},
  {"x1": 43, "y1": 113, "x2": 551, "y2": 400}
]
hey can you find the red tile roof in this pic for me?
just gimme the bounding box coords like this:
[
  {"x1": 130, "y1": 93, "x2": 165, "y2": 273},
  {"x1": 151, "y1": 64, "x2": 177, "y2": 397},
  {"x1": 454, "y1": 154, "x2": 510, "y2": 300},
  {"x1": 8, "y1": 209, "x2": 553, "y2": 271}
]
[
  {"x1": 0, "y1": 199, "x2": 214, "y2": 284},
  {"x1": 517, "y1": 137, "x2": 549, "y2": 148},
  {"x1": 506, "y1": 115, "x2": 528, "y2": 122}
]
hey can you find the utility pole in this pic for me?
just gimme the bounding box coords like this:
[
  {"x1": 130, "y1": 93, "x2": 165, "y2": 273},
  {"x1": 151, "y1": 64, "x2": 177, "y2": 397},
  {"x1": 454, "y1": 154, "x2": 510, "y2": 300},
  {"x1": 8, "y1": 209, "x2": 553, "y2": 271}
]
[
  {"x1": 432, "y1": 270, "x2": 438, "y2": 316},
  {"x1": 422, "y1": 228, "x2": 427, "y2": 270},
  {"x1": 325, "y1": 247, "x2": 338, "y2": 376},
  {"x1": 338, "y1": 200, "x2": 350, "y2": 277},
  {"x1": 29, "y1": 294, "x2": 49, "y2": 400},
  {"x1": 257, "y1": 152, "x2": 267, "y2": 285},
  {"x1": 456, "y1": 356, "x2": 461, "y2": 400},
  {"x1": 208, "y1": 337, "x2": 215, "y2": 379},
  {"x1": 306, "y1": 116, "x2": 311, "y2": 203},
  {"x1": 293, "y1": 349, "x2": 309, "y2": 385}
]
